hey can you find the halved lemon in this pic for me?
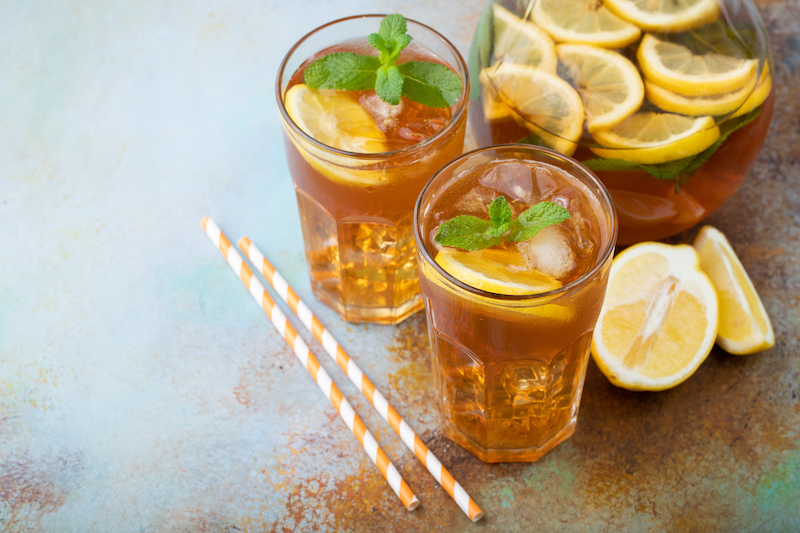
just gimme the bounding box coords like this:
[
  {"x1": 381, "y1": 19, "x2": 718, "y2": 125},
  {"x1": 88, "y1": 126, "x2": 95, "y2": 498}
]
[
  {"x1": 645, "y1": 75, "x2": 756, "y2": 116},
  {"x1": 693, "y1": 226, "x2": 775, "y2": 355},
  {"x1": 732, "y1": 65, "x2": 772, "y2": 118},
  {"x1": 492, "y1": 3, "x2": 558, "y2": 72},
  {"x1": 435, "y1": 247, "x2": 561, "y2": 295},
  {"x1": 557, "y1": 44, "x2": 644, "y2": 132},
  {"x1": 591, "y1": 242, "x2": 719, "y2": 391},
  {"x1": 590, "y1": 112, "x2": 720, "y2": 164},
  {"x1": 284, "y1": 84, "x2": 386, "y2": 153},
  {"x1": 638, "y1": 34, "x2": 758, "y2": 97},
  {"x1": 604, "y1": 0, "x2": 720, "y2": 32},
  {"x1": 532, "y1": 0, "x2": 641, "y2": 48},
  {"x1": 481, "y1": 63, "x2": 584, "y2": 155}
]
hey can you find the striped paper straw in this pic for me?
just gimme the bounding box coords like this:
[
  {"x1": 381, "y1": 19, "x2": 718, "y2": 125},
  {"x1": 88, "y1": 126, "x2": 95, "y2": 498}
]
[
  {"x1": 239, "y1": 237, "x2": 484, "y2": 522},
  {"x1": 201, "y1": 218, "x2": 419, "y2": 511}
]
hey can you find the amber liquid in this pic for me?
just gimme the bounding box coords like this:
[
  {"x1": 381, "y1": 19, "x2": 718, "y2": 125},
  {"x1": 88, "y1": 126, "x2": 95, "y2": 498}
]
[
  {"x1": 418, "y1": 158, "x2": 614, "y2": 462},
  {"x1": 282, "y1": 40, "x2": 467, "y2": 323}
]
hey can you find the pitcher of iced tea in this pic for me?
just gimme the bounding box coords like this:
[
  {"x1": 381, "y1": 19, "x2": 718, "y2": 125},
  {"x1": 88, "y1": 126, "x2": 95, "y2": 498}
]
[{"x1": 469, "y1": 0, "x2": 773, "y2": 244}]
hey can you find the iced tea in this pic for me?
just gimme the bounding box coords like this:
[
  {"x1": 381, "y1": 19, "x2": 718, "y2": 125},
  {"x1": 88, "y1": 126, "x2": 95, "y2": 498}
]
[
  {"x1": 277, "y1": 16, "x2": 469, "y2": 324},
  {"x1": 414, "y1": 145, "x2": 617, "y2": 462}
]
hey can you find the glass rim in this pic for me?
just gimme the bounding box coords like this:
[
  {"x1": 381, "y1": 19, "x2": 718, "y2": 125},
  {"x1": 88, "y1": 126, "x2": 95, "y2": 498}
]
[
  {"x1": 275, "y1": 14, "x2": 470, "y2": 160},
  {"x1": 413, "y1": 143, "x2": 619, "y2": 303}
]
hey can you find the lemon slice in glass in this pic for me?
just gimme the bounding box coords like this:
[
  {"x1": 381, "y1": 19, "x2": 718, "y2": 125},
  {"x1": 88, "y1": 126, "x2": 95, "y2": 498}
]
[
  {"x1": 645, "y1": 74, "x2": 756, "y2": 116},
  {"x1": 284, "y1": 84, "x2": 386, "y2": 153},
  {"x1": 557, "y1": 44, "x2": 644, "y2": 132},
  {"x1": 492, "y1": 3, "x2": 557, "y2": 72},
  {"x1": 732, "y1": 65, "x2": 772, "y2": 118},
  {"x1": 481, "y1": 63, "x2": 584, "y2": 155},
  {"x1": 638, "y1": 34, "x2": 758, "y2": 97},
  {"x1": 604, "y1": 0, "x2": 720, "y2": 32},
  {"x1": 591, "y1": 242, "x2": 719, "y2": 391},
  {"x1": 532, "y1": 0, "x2": 641, "y2": 48},
  {"x1": 694, "y1": 226, "x2": 775, "y2": 355},
  {"x1": 590, "y1": 112, "x2": 720, "y2": 164},
  {"x1": 435, "y1": 248, "x2": 561, "y2": 295}
]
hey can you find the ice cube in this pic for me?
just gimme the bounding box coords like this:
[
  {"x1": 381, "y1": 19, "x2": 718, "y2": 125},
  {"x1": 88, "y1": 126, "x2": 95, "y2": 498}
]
[
  {"x1": 535, "y1": 166, "x2": 559, "y2": 198},
  {"x1": 359, "y1": 92, "x2": 404, "y2": 133},
  {"x1": 454, "y1": 187, "x2": 496, "y2": 215},
  {"x1": 516, "y1": 225, "x2": 576, "y2": 279},
  {"x1": 478, "y1": 162, "x2": 534, "y2": 202}
]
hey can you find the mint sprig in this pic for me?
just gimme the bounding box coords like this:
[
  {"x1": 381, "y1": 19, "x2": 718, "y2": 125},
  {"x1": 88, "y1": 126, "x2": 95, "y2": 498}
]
[
  {"x1": 434, "y1": 196, "x2": 570, "y2": 251},
  {"x1": 303, "y1": 14, "x2": 462, "y2": 108}
]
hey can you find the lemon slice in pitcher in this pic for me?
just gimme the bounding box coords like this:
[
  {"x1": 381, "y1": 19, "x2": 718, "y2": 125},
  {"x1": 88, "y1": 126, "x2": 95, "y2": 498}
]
[
  {"x1": 604, "y1": 0, "x2": 720, "y2": 32},
  {"x1": 482, "y1": 63, "x2": 584, "y2": 155},
  {"x1": 492, "y1": 3, "x2": 557, "y2": 72},
  {"x1": 645, "y1": 76, "x2": 756, "y2": 116},
  {"x1": 732, "y1": 66, "x2": 772, "y2": 118},
  {"x1": 591, "y1": 242, "x2": 719, "y2": 391},
  {"x1": 638, "y1": 34, "x2": 758, "y2": 97},
  {"x1": 590, "y1": 112, "x2": 720, "y2": 164},
  {"x1": 557, "y1": 44, "x2": 644, "y2": 132},
  {"x1": 694, "y1": 226, "x2": 775, "y2": 355},
  {"x1": 532, "y1": 0, "x2": 641, "y2": 48},
  {"x1": 284, "y1": 84, "x2": 386, "y2": 153}
]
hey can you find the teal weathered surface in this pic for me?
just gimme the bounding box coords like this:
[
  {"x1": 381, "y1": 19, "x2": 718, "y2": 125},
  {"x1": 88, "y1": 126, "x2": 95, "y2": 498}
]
[{"x1": 1, "y1": 1, "x2": 799, "y2": 531}]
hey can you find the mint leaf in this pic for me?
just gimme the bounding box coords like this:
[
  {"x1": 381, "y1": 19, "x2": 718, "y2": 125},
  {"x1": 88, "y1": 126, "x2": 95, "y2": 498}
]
[
  {"x1": 488, "y1": 196, "x2": 512, "y2": 228},
  {"x1": 304, "y1": 52, "x2": 381, "y2": 91},
  {"x1": 398, "y1": 61, "x2": 462, "y2": 108},
  {"x1": 468, "y1": 2, "x2": 494, "y2": 102},
  {"x1": 379, "y1": 14, "x2": 407, "y2": 42},
  {"x1": 508, "y1": 202, "x2": 571, "y2": 242},
  {"x1": 434, "y1": 215, "x2": 502, "y2": 251},
  {"x1": 375, "y1": 65, "x2": 404, "y2": 105}
]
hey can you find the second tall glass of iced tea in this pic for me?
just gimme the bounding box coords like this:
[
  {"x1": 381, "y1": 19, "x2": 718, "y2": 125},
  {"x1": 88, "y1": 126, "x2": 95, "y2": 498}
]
[
  {"x1": 415, "y1": 145, "x2": 617, "y2": 462},
  {"x1": 276, "y1": 16, "x2": 469, "y2": 324}
]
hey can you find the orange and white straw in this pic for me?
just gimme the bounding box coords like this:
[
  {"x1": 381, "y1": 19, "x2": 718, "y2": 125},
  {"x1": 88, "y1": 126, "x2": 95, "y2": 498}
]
[
  {"x1": 201, "y1": 218, "x2": 419, "y2": 511},
  {"x1": 239, "y1": 237, "x2": 484, "y2": 522}
]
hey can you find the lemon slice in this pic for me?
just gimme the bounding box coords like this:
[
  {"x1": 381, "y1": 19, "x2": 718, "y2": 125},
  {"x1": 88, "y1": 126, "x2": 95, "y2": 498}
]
[
  {"x1": 532, "y1": 0, "x2": 641, "y2": 48},
  {"x1": 434, "y1": 248, "x2": 561, "y2": 296},
  {"x1": 645, "y1": 75, "x2": 756, "y2": 116},
  {"x1": 591, "y1": 242, "x2": 719, "y2": 391},
  {"x1": 492, "y1": 4, "x2": 558, "y2": 72},
  {"x1": 693, "y1": 226, "x2": 775, "y2": 355},
  {"x1": 481, "y1": 63, "x2": 584, "y2": 155},
  {"x1": 284, "y1": 84, "x2": 386, "y2": 153},
  {"x1": 590, "y1": 112, "x2": 720, "y2": 164},
  {"x1": 638, "y1": 34, "x2": 758, "y2": 97},
  {"x1": 557, "y1": 44, "x2": 644, "y2": 132},
  {"x1": 479, "y1": 69, "x2": 512, "y2": 121},
  {"x1": 604, "y1": 0, "x2": 720, "y2": 32},
  {"x1": 732, "y1": 65, "x2": 772, "y2": 118}
]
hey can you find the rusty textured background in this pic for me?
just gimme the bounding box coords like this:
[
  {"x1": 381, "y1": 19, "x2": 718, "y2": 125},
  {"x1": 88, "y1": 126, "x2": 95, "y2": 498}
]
[{"x1": 1, "y1": 0, "x2": 799, "y2": 531}]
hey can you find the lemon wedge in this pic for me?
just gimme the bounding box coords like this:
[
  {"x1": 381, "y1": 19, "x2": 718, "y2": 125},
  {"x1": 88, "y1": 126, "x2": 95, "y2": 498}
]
[
  {"x1": 492, "y1": 4, "x2": 558, "y2": 72},
  {"x1": 591, "y1": 242, "x2": 719, "y2": 391},
  {"x1": 532, "y1": 0, "x2": 641, "y2": 48},
  {"x1": 732, "y1": 65, "x2": 772, "y2": 118},
  {"x1": 481, "y1": 63, "x2": 584, "y2": 156},
  {"x1": 693, "y1": 226, "x2": 775, "y2": 355},
  {"x1": 557, "y1": 44, "x2": 644, "y2": 132},
  {"x1": 434, "y1": 248, "x2": 561, "y2": 296},
  {"x1": 645, "y1": 75, "x2": 756, "y2": 116},
  {"x1": 638, "y1": 34, "x2": 758, "y2": 97},
  {"x1": 604, "y1": 0, "x2": 720, "y2": 32},
  {"x1": 284, "y1": 84, "x2": 386, "y2": 153},
  {"x1": 590, "y1": 112, "x2": 720, "y2": 164}
]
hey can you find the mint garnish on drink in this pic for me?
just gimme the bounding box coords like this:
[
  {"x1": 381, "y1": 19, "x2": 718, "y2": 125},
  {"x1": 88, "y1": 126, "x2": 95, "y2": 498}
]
[
  {"x1": 435, "y1": 196, "x2": 571, "y2": 251},
  {"x1": 303, "y1": 14, "x2": 462, "y2": 108}
]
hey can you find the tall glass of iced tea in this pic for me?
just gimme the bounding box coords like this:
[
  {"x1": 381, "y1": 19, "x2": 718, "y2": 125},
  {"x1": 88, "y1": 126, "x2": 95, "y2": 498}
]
[
  {"x1": 414, "y1": 145, "x2": 617, "y2": 462},
  {"x1": 277, "y1": 15, "x2": 469, "y2": 324}
]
